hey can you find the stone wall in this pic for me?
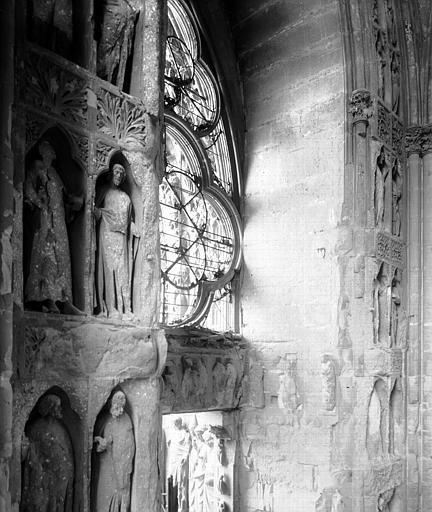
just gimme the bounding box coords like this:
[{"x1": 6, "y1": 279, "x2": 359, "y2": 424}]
[{"x1": 228, "y1": 0, "x2": 345, "y2": 509}]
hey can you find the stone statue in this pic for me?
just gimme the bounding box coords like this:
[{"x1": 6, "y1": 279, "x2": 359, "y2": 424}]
[
  {"x1": 29, "y1": 0, "x2": 73, "y2": 58},
  {"x1": 167, "y1": 418, "x2": 191, "y2": 512},
  {"x1": 373, "y1": 263, "x2": 391, "y2": 346},
  {"x1": 223, "y1": 361, "x2": 238, "y2": 406},
  {"x1": 391, "y1": 51, "x2": 400, "y2": 115},
  {"x1": 189, "y1": 425, "x2": 206, "y2": 512},
  {"x1": 95, "y1": 163, "x2": 139, "y2": 320},
  {"x1": 277, "y1": 359, "x2": 302, "y2": 426},
  {"x1": 24, "y1": 140, "x2": 83, "y2": 315},
  {"x1": 93, "y1": 390, "x2": 135, "y2": 512},
  {"x1": 181, "y1": 357, "x2": 207, "y2": 407},
  {"x1": 321, "y1": 354, "x2": 337, "y2": 411},
  {"x1": 21, "y1": 394, "x2": 74, "y2": 512},
  {"x1": 213, "y1": 361, "x2": 226, "y2": 407},
  {"x1": 378, "y1": 488, "x2": 395, "y2": 512},
  {"x1": 375, "y1": 147, "x2": 390, "y2": 229},
  {"x1": 97, "y1": 0, "x2": 138, "y2": 90},
  {"x1": 316, "y1": 488, "x2": 344, "y2": 512},
  {"x1": 390, "y1": 269, "x2": 402, "y2": 347},
  {"x1": 392, "y1": 160, "x2": 402, "y2": 236},
  {"x1": 375, "y1": 28, "x2": 387, "y2": 101},
  {"x1": 202, "y1": 429, "x2": 218, "y2": 512}
]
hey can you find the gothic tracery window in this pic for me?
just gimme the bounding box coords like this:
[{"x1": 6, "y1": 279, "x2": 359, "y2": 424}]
[{"x1": 160, "y1": 0, "x2": 241, "y2": 329}]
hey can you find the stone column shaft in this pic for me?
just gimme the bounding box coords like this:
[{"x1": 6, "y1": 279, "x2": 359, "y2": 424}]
[
  {"x1": 0, "y1": 1, "x2": 14, "y2": 510},
  {"x1": 422, "y1": 151, "x2": 432, "y2": 509},
  {"x1": 407, "y1": 152, "x2": 421, "y2": 512}
]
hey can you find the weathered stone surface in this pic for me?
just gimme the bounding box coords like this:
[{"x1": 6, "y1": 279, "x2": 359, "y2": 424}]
[{"x1": 19, "y1": 315, "x2": 166, "y2": 381}]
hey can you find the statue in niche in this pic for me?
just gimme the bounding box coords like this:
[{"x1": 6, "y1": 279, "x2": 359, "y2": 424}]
[
  {"x1": 390, "y1": 269, "x2": 402, "y2": 347},
  {"x1": 321, "y1": 354, "x2": 337, "y2": 411},
  {"x1": 28, "y1": 0, "x2": 73, "y2": 58},
  {"x1": 392, "y1": 160, "x2": 402, "y2": 236},
  {"x1": 21, "y1": 394, "x2": 74, "y2": 512},
  {"x1": 93, "y1": 390, "x2": 135, "y2": 512},
  {"x1": 375, "y1": 28, "x2": 387, "y2": 101},
  {"x1": 95, "y1": 163, "x2": 139, "y2": 320},
  {"x1": 375, "y1": 147, "x2": 390, "y2": 229},
  {"x1": 96, "y1": 0, "x2": 138, "y2": 90},
  {"x1": 167, "y1": 418, "x2": 191, "y2": 512},
  {"x1": 373, "y1": 263, "x2": 391, "y2": 346},
  {"x1": 391, "y1": 51, "x2": 400, "y2": 115},
  {"x1": 24, "y1": 140, "x2": 84, "y2": 315}
]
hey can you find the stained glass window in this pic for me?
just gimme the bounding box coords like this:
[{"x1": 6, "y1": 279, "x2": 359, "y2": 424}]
[{"x1": 160, "y1": 0, "x2": 241, "y2": 329}]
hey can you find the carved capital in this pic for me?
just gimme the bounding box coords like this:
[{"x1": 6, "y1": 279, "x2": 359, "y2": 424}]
[
  {"x1": 405, "y1": 124, "x2": 432, "y2": 156},
  {"x1": 349, "y1": 89, "x2": 373, "y2": 123}
]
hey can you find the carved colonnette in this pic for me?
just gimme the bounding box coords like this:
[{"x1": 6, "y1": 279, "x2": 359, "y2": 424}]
[{"x1": 347, "y1": 46, "x2": 407, "y2": 510}]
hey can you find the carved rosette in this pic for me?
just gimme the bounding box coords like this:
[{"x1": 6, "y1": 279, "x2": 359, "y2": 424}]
[
  {"x1": 349, "y1": 89, "x2": 373, "y2": 123},
  {"x1": 97, "y1": 89, "x2": 148, "y2": 150}
]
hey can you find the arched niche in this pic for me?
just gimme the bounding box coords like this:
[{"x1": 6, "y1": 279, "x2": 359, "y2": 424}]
[
  {"x1": 23, "y1": 127, "x2": 86, "y2": 312},
  {"x1": 90, "y1": 386, "x2": 135, "y2": 512},
  {"x1": 367, "y1": 379, "x2": 389, "y2": 461},
  {"x1": 21, "y1": 387, "x2": 83, "y2": 512},
  {"x1": 93, "y1": 151, "x2": 141, "y2": 318},
  {"x1": 389, "y1": 378, "x2": 403, "y2": 456}
]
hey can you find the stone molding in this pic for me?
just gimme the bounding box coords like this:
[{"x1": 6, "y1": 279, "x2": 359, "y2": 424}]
[{"x1": 405, "y1": 124, "x2": 432, "y2": 156}]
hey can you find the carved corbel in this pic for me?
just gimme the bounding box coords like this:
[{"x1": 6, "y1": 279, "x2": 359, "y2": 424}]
[{"x1": 349, "y1": 89, "x2": 373, "y2": 124}]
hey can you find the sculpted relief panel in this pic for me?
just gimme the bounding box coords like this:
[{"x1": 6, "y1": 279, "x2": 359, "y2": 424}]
[
  {"x1": 162, "y1": 350, "x2": 244, "y2": 413},
  {"x1": 163, "y1": 413, "x2": 234, "y2": 512}
]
